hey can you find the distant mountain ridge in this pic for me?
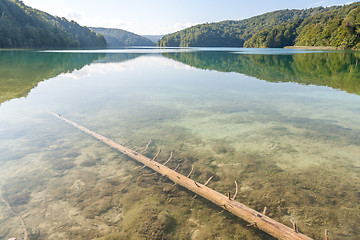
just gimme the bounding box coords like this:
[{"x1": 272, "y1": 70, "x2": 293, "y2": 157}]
[
  {"x1": 0, "y1": 0, "x2": 106, "y2": 49},
  {"x1": 157, "y1": 4, "x2": 360, "y2": 48},
  {"x1": 142, "y1": 35, "x2": 164, "y2": 43},
  {"x1": 90, "y1": 27, "x2": 155, "y2": 47}
]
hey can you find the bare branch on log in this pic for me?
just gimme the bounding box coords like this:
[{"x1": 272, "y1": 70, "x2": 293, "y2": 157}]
[
  {"x1": 151, "y1": 149, "x2": 161, "y2": 161},
  {"x1": 143, "y1": 172, "x2": 157, "y2": 176},
  {"x1": 140, "y1": 139, "x2": 152, "y2": 153},
  {"x1": 204, "y1": 176, "x2": 214, "y2": 186},
  {"x1": 216, "y1": 210, "x2": 225, "y2": 215},
  {"x1": 262, "y1": 207, "x2": 267, "y2": 216},
  {"x1": 163, "y1": 151, "x2": 173, "y2": 166},
  {"x1": 247, "y1": 222, "x2": 257, "y2": 227},
  {"x1": 173, "y1": 164, "x2": 180, "y2": 172},
  {"x1": 325, "y1": 229, "x2": 328, "y2": 240},
  {"x1": 186, "y1": 165, "x2": 194, "y2": 178},
  {"x1": 290, "y1": 219, "x2": 298, "y2": 233},
  {"x1": 232, "y1": 180, "x2": 238, "y2": 200},
  {"x1": 193, "y1": 176, "x2": 214, "y2": 199}
]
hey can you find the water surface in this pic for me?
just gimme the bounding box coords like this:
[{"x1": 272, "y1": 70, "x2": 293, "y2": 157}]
[{"x1": 0, "y1": 48, "x2": 359, "y2": 240}]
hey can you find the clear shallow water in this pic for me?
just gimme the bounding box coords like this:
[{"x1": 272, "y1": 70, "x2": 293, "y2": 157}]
[{"x1": 0, "y1": 48, "x2": 359, "y2": 240}]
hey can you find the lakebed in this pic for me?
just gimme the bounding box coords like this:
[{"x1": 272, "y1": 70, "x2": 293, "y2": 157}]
[{"x1": 0, "y1": 48, "x2": 359, "y2": 239}]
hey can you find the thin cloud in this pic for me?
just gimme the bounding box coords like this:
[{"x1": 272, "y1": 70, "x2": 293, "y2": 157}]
[
  {"x1": 64, "y1": 10, "x2": 83, "y2": 20},
  {"x1": 312, "y1": 0, "x2": 352, "y2": 7},
  {"x1": 312, "y1": 1, "x2": 327, "y2": 7},
  {"x1": 83, "y1": 17, "x2": 134, "y2": 30},
  {"x1": 158, "y1": 22, "x2": 200, "y2": 35},
  {"x1": 46, "y1": 8, "x2": 130, "y2": 30},
  {"x1": 48, "y1": 8, "x2": 84, "y2": 21},
  {"x1": 63, "y1": 62, "x2": 135, "y2": 80}
]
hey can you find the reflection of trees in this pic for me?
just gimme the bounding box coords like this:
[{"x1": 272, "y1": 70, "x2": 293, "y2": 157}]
[
  {"x1": 0, "y1": 52, "x2": 145, "y2": 104},
  {"x1": 0, "y1": 51, "x2": 104, "y2": 104},
  {"x1": 95, "y1": 53, "x2": 143, "y2": 63},
  {"x1": 163, "y1": 51, "x2": 360, "y2": 95}
]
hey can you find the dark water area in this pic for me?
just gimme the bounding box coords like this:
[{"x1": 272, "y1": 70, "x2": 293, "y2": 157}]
[{"x1": 0, "y1": 48, "x2": 359, "y2": 240}]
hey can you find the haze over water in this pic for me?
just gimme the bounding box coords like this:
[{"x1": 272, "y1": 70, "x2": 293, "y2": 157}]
[{"x1": 0, "y1": 48, "x2": 359, "y2": 239}]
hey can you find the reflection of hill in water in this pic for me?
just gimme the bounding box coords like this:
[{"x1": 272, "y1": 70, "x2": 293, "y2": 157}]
[
  {"x1": 94, "y1": 53, "x2": 144, "y2": 63},
  {"x1": 163, "y1": 51, "x2": 360, "y2": 95},
  {"x1": 0, "y1": 51, "x2": 103, "y2": 104},
  {"x1": 0, "y1": 52, "x2": 146, "y2": 105}
]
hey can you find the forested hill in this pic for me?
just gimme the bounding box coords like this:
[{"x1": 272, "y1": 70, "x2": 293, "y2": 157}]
[
  {"x1": 0, "y1": 0, "x2": 106, "y2": 49},
  {"x1": 90, "y1": 27, "x2": 155, "y2": 47},
  {"x1": 244, "y1": 2, "x2": 360, "y2": 49},
  {"x1": 157, "y1": 5, "x2": 343, "y2": 47}
]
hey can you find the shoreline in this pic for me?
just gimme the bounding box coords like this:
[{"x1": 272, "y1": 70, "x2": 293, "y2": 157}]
[{"x1": 284, "y1": 45, "x2": 358, "y2": 50}]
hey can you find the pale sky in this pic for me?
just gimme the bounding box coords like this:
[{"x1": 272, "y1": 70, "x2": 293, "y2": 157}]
[{"x1": 22, "y1": 0, "x2": 355, "y2": 35}]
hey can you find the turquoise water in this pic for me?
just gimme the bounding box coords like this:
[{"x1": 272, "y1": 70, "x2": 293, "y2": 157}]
[{"x1": 0, "y1": 48, "x2": 359, "y2": 239}]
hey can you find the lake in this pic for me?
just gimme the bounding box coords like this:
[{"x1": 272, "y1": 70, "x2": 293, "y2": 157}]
[{"x1": 0, "y1": 48, "x2": 359, "y2": 240}]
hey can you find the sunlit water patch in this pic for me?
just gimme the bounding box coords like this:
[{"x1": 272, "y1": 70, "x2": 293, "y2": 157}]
[{"x1": 0, "y1": 49, "x2": 359, "y2": 239}]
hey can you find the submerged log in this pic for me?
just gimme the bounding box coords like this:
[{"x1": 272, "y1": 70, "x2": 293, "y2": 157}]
[
  {"x1": 0, "y1": 190, "x2": 28, "y2": 240},
  {"x1": 48, "y1": 111, "x2": 312, "y2": 240}
]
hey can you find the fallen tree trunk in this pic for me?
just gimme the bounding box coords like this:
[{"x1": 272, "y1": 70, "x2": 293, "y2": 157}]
[
  {"x1": 48, "y1": 111, "x2": 313, "y2": 240},
  {"x1": 0, "y1": 190, "x2": 28, "y2": 240}
]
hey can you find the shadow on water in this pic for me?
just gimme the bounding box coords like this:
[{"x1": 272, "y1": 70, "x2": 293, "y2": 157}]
[{"x1": 162, "y1": 51, "x2": 360, "y2": 95}]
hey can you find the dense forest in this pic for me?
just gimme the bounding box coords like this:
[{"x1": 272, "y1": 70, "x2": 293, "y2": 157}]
[
  {"x1": 90, "y1": 27, "x2": 155, "y2": 47},
  {"x1": 245, "y1": 2, "x2": 360, "y2": 48},
  {"x1": 0, "y1": 0, "x2": 106, "y2": 48},
  {"x1": 158, "y1": 3, "x2": 360, "y2": 49}
]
